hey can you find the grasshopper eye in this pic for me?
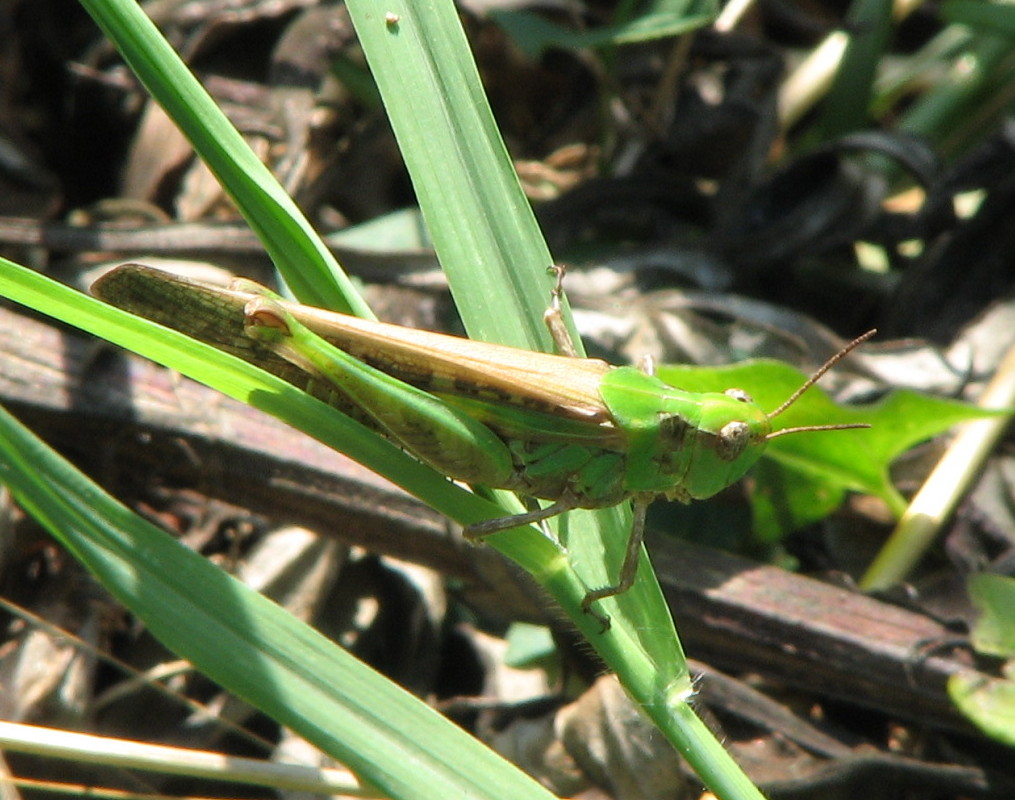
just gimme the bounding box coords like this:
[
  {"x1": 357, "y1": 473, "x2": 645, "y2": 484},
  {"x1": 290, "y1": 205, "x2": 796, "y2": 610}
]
[
  {"x1": 717, "y1": 420, "x2": 751, "y2": 460},
  {"x1": 725, "y1": 388, "x2": 753, "y2": 403}
]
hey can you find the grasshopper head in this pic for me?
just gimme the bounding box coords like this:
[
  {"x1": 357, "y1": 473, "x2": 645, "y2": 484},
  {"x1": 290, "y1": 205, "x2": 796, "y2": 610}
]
[
  {"x1": 675, "y1": 388, "x2": 771, "y2": 501},
  {"x1": 675, "y1": 330, "x2": 877, "y2": 500}
]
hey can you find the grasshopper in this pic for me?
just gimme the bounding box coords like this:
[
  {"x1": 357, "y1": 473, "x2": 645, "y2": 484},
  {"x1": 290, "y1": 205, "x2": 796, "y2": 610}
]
[{"x1": 92, "y1": 264, "x2": 871, "y2": 620}]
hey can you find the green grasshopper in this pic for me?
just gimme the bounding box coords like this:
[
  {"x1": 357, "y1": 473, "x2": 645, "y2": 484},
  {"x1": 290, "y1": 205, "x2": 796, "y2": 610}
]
[{"x1": 92, "y1": 263, "x2": 871, "y2": 619}]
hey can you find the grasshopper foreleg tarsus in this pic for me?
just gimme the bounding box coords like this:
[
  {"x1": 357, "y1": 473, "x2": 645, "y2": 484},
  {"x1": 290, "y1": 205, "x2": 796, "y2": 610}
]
[{"x1": 543, "y1": 265, "x2": 581, "y2": 358}]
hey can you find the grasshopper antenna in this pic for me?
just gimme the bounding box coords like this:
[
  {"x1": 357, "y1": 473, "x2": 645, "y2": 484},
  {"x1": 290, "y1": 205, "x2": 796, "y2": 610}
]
[{"x1": 765, "y1": 329, "x2": 876, "y2": 440}]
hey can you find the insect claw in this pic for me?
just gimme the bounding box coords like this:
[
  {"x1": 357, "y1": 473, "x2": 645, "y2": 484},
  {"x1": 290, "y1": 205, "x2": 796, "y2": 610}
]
[{"x1": 587, "y1": 605, "x2": 612, "y2": 633}]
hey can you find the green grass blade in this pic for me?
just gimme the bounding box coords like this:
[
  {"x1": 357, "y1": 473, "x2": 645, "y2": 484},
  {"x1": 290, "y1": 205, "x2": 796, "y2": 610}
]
[
  {"x1": 346, "y1": 0, "x2": 565, "y2": 350},
  {"x1": 345, "y1": 0, "x2": 690, "y2": 673},
  {"x1": 0, "y1": 404, "x2": 558, "y2": 800},
  {"x1": 340, "y1": 5, "x2": 772, "y2": 798},
  {"x1": 491, "y1": 1, "x2": 715, "y2": 56}
]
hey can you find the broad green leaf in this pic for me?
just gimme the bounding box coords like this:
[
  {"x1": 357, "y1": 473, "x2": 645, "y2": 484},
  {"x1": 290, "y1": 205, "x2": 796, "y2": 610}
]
[
  {"x1": 968, "y1": 573, "x2": 1015, "y2": 659},
  {"x1": 948, "y1": 574, "x2": 1015, "y2": 746},
  {"x1": 504, "y1": 623, "x2": 558, "y2": 669},
  {"x1": 657, "y1": 360, "x2": 1002, "y2": 540},
  {"x1": 948, "y1": 672, "x2": 1015, "y2": 748}
]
